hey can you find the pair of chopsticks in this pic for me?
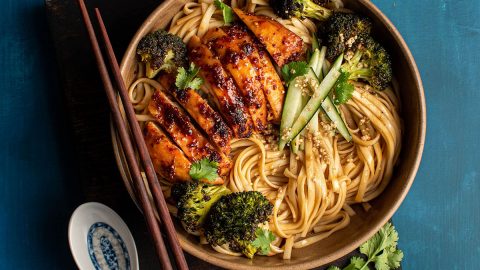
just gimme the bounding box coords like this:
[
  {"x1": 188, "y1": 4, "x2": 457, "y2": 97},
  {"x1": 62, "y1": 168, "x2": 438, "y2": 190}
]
[{"x1": 77, "y1": 1, "x2": 189, "y2": 269}]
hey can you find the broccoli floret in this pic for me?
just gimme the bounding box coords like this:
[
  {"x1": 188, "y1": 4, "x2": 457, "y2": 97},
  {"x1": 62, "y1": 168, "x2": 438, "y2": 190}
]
[
  {"x1": 136, "y1": 30, "x2": 188, "y2": 78},
  {"x1": 204, "y1": 191, "x2": 274, "y2": 258},
  {"x1": 360, "y1": 38, "x2": 393, "y2": 90},
  {"x1": 341, "y1": 37, "x2": 392, "y2": 90},
  {"x1": 321, "y1": 12, "x2": 372, "y2": 61},
  {"x1": 172, "y1": 181, "x2": 231, "y2": 235},
  {"x1": 271, "y1": 0, "x2": 332, "y2": 21}
]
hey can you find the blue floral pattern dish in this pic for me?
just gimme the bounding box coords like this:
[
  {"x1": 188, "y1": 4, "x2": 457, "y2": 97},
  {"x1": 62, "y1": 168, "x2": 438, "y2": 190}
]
[
  {"x1": 87, "y1": 222, "x2": 131, "y2": 270},
  {"x1": 69, "y1": 203, "x2": 138, "y2": 270}
]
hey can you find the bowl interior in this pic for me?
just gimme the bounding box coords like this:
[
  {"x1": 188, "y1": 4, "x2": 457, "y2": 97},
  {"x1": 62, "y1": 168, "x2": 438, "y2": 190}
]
[{"x1": 114, "y1": 0, "x2": 425, "y2": 269}]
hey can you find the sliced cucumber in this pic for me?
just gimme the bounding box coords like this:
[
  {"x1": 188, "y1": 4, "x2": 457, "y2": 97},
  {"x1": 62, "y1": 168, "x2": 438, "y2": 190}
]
[
  {"x1": 308, "y1": 49, "x2": 320, "y2": 69},
  {"x1": 317, "y1": 53, "x2": 352, "y2": 142},
  {"x1": 308, "y1": 110, "x2": 320, "y2": 132},
  {"x1": 279, "y1": 76, "x2": 305, "y2": 150},
  {"x1": 291, "y1": 90, "x2": 310, "y2": 153},
  {"x1": 312, "y1": 33, "x2": 320, "y2": 51},
  {"x1": 315, "y1": 47, "x2": 327, "y2": 80},
  {"x1": 291, "y1": 50, "x2": 322, "y2": 152},
  {"x1": 321, "y1": 97, "x2": 352, "y2": 141},
  {"x1": 322, "y1": 61, "x2": 330, "y2": 77},
  {"x1": 279, "y1": 54, "x2": 344, "y2": 148},
  {"x1": 285, "y1": 66, "x2": 318, "y2": 151}
]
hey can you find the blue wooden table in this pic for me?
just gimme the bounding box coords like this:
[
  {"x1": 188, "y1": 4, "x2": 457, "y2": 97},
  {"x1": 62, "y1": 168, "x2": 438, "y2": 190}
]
[{"x1": 0, "y1": 0, "x2": 479, "y2": 269}]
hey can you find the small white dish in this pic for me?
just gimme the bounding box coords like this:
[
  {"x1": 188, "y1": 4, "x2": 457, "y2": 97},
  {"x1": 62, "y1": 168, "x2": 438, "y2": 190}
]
[{"x1": 69, "y1": 202, "x2": 139, "y2": 270}]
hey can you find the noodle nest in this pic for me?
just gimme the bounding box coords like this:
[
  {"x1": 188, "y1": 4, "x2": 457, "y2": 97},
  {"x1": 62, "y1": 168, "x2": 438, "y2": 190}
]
[{"x1": 126, "y1": 0, "x2": 402, "y2": 259}]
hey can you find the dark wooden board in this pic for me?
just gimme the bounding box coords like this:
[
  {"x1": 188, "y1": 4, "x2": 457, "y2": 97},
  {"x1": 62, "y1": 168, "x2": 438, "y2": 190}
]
[{"x1": 44, "y1": 0, "x2": 400, "y2": 269}]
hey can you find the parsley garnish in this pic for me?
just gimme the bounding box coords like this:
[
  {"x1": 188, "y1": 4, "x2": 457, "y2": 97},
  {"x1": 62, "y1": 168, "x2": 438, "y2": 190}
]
[
  {"x1": 332, "y1": 70, "x2": 354, "y2": 105},
  {"x1": 327, "y1": 223, "x2": 403, "y2": 270},
  {"x1": 281, "y1": 61, "x2": 309, "y2": 86},
  {"x1": 175, "y1": 63, "x2": 204, "y2": 90},
  {"x1": 214, "y1": 0, "x2": 234, "y2": 25},
  {"x1": 189, "y1": 158, "x2": 219, "y2": 182},
  {"x1": 252, "y1": 228, "x2": 275, "y2": 255}
]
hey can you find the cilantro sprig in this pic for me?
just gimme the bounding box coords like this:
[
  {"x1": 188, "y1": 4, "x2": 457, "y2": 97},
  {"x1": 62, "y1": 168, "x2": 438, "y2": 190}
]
[
  {"x1": 175, "y1": 63, "x2": 204, "y2": 90},
  {"x1": 252, "y1": 228, "x2": 276, "y2": 255},
  {"x1": 281, "y1": 61, "x2": 309, "y2": 86},
  {"x1": 327, "y1": 223, "x2": 403, "y2": 270},
  {"x1": 189, "y1": 158, "x2": 219, "y2": 182},
  {"x1": 214, "y1": 0, "x2": 234, "y2": 25},
  {"x1": 332, "y1": 70, "x2": 354, "y2": 105}
]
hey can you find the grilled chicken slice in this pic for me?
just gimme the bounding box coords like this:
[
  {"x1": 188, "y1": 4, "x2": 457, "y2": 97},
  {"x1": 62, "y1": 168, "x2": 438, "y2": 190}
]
[
  {"x1": 203, "y1": 27, "x2": 268, "y2": 132},
  {"x1": 148, "y1": 89, "x2": 231, "y2": 176},
  {"x1": 188, "y1": 35, "x2": 253, "y2": 138},
  {"x1": 144, "y1": 122, "x2": 192, "y2": 182},
  {"x1": 222, "y1": 25, "x2": 285, "y2": 123},
  {"x1": 233, "y1": 8, "x2": 304, "y2": 67},
  {"x1": 158, "y1": 75, "x2": 232, "y2": 154}
]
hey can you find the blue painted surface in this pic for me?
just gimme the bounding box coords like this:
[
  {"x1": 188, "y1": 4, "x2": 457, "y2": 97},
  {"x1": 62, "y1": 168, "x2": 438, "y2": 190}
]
[
  {"x1": 371, "y1": 0, "x2": 480, "y2": 269},
  {"x1": 0, "y1": 0, "x2": 479, "y2": 269},
  {"x1": 0, "y1": 0, "x2": 78, "y2": 269}
]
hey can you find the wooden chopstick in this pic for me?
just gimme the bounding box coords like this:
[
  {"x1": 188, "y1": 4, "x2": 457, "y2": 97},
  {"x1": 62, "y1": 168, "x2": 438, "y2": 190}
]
[
  {"x1": 76, "y1": 2, "x2": 173, "y2": 269},
  {"x1": 93, "y1": 8, "x2": 189, "y2": 270},
  {"x1": 77, "y1": 1, "x2": 188, "y2": 270}
]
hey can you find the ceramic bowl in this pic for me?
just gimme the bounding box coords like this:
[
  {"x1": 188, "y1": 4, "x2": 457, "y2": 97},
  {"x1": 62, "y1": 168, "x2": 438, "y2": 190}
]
[{"x1": 112, "y1": 0, "x2": 426, "y2": 269}]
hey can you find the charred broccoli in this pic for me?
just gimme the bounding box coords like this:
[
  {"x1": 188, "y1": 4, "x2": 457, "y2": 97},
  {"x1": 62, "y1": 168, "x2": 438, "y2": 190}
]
[
  {"x1": 331, "y1": 37, "x2": 392, "y2": 104},
  {"x1": 321, "y1": 12, "x2": 372, "y2": 61},
  {"x1": 136, "y1": 30, "x2": 188, "y2": 78},
  {"x1": 342, "y1": 37, "x2": 392, "y2": 90},
  {"x1": 359, "y1": 37, "x2": 393, "y2": 90},
  {"x1": 171, "y1": 181, "x2": 231, "y2": 235},
  {"x1": 204, "y1": 191, "x2": 275, "y2": 258},
  {"x1": 271, "y1": 0, "x2": 332, "y2": 21}
]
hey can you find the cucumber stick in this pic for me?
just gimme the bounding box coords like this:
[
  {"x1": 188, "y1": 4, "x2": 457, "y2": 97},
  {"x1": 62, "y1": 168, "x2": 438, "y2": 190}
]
[
  {"x1": 279, "y1": 54, "x2": 344, "y2": 148},
  {"x1": 320, "y1": 97, "x2": 352, "y2": 141},
  {"x1": 279, "y1": 76, "x2": 305, "y2": 151},
  {"x1": 290, "y1": 52, "x2": 321, "y2": 154},
  {"x1": 281, "y1": 50, "x2": 321, "y2": 151},
  {"x1": 312, "y1": 33, "x2": 320, "y2": 51},
  {"x1": 315, "y1": 47, "x2": 327, "y2": 80},
  {"x1": 309, "y1": 49, "x2": 321, "y2": 70},
  {"x1": 308, "y1": 110, "x2": 320, "y2": 132},
  {"x1": 315, "y1": 49, "x2": 352, "y2": 142},
  {"x1": 291, "y1": 49, "x2": 322, "y2": 152},
  {"x1": 290, "y1": 93, "x2": 309, "y2": 153}
]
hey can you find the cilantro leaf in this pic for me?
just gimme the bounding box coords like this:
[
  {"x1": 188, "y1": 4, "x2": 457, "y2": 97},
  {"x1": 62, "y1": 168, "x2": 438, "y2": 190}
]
[
  {"x1": 214, "y1": 0, "x2": 234, "y2": 25},
  {"x1": 373, "y1": 251, "x2": 390, "y2": 270},
  {"x1": 332, "y1": 70, "x2": 354, "y2": 105},
  {"x1": 385, "y1": 248, "x2": 403, "y2": 269},
  {"x1": 189, "y1": 158, "x2": 219, "y2": 181},
  {"x1": 360, "y1": 223, "x2": 399, "y2": 259},
  {"x1": 188, "y1": 77, "x2": 203, "y2": 90},
  {"x1": 281, "y1": 61, "x2": 309, "y2": 86},
  {"x1": 327, "y1": 266, "x2": 342, "y2": 270},
  {"x1": 175, "y1": 63, "x2": 204, "y2": 90},
  {"x1": 344, "y1": 257, "x2": 366, "y2": 270},
  {"x1": 252, "y1": 228, "x2": 275, "y2": 255},
  {"x1": 327, "y1": 223, "x2": 403, "y2": 270}
]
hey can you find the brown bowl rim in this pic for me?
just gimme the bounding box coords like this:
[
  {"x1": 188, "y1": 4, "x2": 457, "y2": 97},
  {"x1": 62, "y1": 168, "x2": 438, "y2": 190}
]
[{"x1": 111, "y1": 0, "x2": 426, "y2": 269}]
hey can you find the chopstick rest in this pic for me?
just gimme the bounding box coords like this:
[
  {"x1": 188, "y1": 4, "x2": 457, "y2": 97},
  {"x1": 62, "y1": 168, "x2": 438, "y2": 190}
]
[{"x1": 68, "y1": 202, "x2": 139, "y2": 270}]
